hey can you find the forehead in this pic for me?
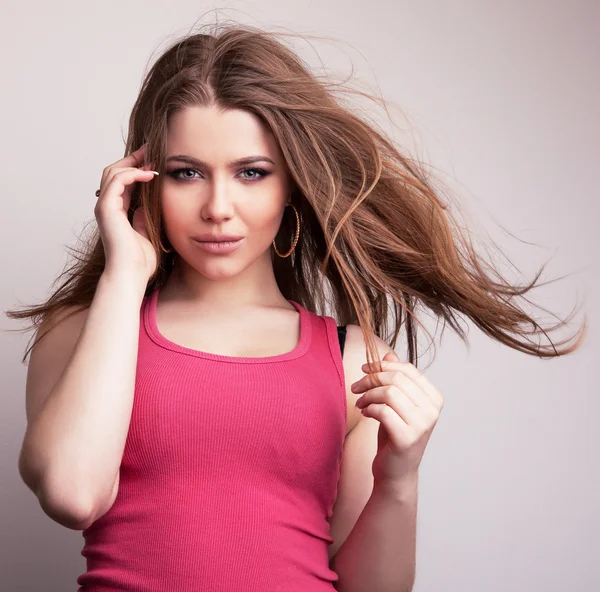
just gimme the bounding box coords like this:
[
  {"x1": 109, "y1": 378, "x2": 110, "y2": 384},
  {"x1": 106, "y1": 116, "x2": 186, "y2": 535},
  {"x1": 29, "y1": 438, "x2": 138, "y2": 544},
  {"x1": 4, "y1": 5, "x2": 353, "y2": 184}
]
[{"x1": 166, "y1": 105, "x2": 281, "y2": 163}]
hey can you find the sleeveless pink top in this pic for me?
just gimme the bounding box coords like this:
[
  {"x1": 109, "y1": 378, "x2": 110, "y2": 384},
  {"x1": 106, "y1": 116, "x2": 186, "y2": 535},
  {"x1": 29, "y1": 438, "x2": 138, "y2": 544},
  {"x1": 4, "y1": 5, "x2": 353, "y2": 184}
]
[{"x1": 76, "y1": 285, "x2": 347, "y2": 591}]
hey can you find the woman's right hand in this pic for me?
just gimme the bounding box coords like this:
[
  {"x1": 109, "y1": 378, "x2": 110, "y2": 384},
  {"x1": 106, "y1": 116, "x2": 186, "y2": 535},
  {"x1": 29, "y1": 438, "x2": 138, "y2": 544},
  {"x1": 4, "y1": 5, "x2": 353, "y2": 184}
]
[{"x1": 94, "y1": 143, "x2": 161, "y2": 284}]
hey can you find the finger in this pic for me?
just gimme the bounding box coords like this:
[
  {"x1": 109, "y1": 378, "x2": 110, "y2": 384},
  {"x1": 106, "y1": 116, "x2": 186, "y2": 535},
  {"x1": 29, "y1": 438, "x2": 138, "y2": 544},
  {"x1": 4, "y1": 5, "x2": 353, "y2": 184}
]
[
  {"x1": 351, "y1": 370, "x2": 399, "y2": 393},
  {"x1": 117, "y1": 168, "x2": 158, "y2": 215},
  {"x1": 392, "y1": 372, "x2": 433, "y2": 409},
  {"x1": 356, "y1": 384, "x2": 420, "y2": 425},
  {"x1": 119, "y1": 143, "x2": 149, "y2": 169},
  {"x1": 355, "y1": 370, "x2": 437, "y2": 413},
  {"x1": 362, "y1": 360, "x2": 410, "y2": 374},
  {"x1": 359, "y1": 402, "x2": 411, "y2": 449},
  {"x1": 100, "y1": 143, "x2": 149, "y2": 187},
  {"x1": 363, "y1": 360, "x2": 443, "y2": 411},
  {"x1": 103, "y1": 166, "x2": 158, "y2": 213},
  {"x1": 96, "y1": 168, "x2": 158, "y2": 218}
]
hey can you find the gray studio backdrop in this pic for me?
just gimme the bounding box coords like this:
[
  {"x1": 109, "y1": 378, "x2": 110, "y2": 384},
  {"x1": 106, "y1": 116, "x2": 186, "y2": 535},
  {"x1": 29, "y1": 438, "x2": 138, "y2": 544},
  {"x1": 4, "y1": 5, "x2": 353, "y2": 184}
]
[{"x1": 1, "y1": 1, "x2": 597, "y2": 591}]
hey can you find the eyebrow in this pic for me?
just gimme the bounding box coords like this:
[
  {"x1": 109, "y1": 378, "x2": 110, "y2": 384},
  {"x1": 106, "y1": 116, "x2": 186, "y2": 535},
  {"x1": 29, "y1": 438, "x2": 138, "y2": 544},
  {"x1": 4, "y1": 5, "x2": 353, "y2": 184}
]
[{"x1": 166, "y1": 154, "x2": 276, "y2": 167}]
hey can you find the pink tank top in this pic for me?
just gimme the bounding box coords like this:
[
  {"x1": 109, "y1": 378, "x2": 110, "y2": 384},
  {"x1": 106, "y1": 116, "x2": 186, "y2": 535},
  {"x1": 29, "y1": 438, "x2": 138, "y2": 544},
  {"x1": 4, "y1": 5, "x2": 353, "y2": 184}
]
[{"x1": 76, "y1": 285, "x2": 347, "y2": 591}]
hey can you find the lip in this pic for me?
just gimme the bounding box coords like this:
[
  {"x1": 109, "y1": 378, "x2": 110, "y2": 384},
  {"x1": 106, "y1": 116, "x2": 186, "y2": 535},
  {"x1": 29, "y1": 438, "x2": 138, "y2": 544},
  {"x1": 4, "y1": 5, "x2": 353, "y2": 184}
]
[
  {"x1": 191, "y1": 234, "x2": 244, "y2": 242},
  {"x1": 192, "y1": 237, "x2": 243, "y2": 254}
]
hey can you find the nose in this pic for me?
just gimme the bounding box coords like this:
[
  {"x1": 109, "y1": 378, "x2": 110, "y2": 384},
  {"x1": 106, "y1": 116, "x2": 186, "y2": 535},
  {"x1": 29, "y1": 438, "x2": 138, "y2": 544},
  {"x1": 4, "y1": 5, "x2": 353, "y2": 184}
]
[{"x1": 200, "y1": 178, "x2": 235, "y2": 223}]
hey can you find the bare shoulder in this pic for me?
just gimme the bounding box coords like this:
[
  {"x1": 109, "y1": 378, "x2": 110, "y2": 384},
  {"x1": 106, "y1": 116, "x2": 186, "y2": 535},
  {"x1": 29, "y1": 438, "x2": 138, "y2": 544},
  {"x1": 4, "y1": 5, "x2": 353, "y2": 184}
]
[
  {"x1": 341, "y1": 324, "x2": 393, "y2": 434},
  {"x1": 25, "y1": 305, "x2": 90, "y2": 425}
]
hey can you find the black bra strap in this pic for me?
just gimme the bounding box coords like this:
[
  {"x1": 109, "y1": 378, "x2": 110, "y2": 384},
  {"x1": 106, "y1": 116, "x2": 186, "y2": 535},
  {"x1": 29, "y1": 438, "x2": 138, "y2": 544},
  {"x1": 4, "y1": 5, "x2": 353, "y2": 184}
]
[{"x1": 336, "y1": 325, "x2": 347, "y2": 358}]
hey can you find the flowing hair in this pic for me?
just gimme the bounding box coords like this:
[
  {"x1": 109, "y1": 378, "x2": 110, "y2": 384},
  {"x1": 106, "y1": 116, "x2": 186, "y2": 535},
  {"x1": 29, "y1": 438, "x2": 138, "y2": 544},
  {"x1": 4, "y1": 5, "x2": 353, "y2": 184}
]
[{"x1": 5, "y1": 21, "x2": 587, "y2": 367}]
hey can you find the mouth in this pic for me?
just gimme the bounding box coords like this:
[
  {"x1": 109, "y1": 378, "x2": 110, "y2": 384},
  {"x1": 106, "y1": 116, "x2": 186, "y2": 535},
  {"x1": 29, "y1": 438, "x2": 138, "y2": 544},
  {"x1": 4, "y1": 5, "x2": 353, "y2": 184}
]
[
  {"x1": 194, "y1": 239, "x2": 241, "y2": 243},
  {"x1": 191, "y1": 234, "x2": 244, "y2": 242},
  {"x1": 191, "y1": 237, "x2": 244, "y2": 253},
  {"x1": 194, "y1": 239, "x2": 242, "y2": 245}
]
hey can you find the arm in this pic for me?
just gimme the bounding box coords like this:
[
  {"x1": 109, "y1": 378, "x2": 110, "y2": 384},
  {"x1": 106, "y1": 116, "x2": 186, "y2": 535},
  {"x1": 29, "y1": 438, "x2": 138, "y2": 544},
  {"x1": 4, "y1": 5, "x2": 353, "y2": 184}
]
[
  {"x1": 332, "y1": 473, "x2": 418, "y2": 592},
  {"x1": 328, "y1": 325, "x2": 424, "y2": 592},
  {"x1": 18, "y1": 271, "x2": 147, "y2": 530}
]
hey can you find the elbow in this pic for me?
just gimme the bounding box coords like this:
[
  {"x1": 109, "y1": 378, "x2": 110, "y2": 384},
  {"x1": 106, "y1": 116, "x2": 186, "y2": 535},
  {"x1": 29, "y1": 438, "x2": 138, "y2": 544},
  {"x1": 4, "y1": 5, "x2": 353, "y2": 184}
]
[
  {"x1": 38, "y1": 489, "x2": 96, "y2": 530},
  {"x1": 18, "y1": 452, "x2": 97, "y2": 531}
]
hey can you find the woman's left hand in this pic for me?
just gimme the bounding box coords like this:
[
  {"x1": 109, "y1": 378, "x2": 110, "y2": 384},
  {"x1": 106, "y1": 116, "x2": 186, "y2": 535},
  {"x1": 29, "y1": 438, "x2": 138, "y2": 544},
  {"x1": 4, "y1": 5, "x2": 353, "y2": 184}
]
[{"x1": 351, "y1": 349, "x2": 444, "y2": 491}]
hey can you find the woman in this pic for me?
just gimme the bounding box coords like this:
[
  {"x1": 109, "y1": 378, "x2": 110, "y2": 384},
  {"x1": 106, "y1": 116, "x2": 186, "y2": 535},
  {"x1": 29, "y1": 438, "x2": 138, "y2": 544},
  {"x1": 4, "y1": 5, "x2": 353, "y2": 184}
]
[{"x1": 8, "y1": 23, "x2": 585, "y2": 592}]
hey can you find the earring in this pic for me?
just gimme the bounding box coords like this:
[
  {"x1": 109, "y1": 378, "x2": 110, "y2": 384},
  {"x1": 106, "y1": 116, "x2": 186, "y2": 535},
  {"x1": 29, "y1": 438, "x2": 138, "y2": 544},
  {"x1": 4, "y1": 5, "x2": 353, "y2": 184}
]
[
  {"x1": 159, "y1": 234, "x2": 173, "y2": 253},
  {"x1": 273, "y1": 203, "x2": 300, "y2": 258}
]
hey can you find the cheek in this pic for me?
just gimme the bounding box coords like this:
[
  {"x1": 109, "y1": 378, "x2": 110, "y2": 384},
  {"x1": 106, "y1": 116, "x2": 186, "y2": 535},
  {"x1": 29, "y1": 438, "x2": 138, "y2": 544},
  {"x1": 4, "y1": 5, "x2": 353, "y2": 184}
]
[
  {"x1": 246, "y1": 203, "x2": 285, "y2": 231},
  {"x1": 160, "y1": 192, "x2": 192, "y2": 228},
  {"x1": 242, "y1": 208, "x2": 288, "y2": 252}
]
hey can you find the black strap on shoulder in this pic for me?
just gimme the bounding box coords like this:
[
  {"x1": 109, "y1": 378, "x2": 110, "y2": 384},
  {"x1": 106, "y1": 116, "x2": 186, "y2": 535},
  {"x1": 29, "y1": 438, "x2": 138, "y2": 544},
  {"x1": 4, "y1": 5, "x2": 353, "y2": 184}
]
[{"x1": 336, "y1": 325, "x2": 347, "y2": 358}]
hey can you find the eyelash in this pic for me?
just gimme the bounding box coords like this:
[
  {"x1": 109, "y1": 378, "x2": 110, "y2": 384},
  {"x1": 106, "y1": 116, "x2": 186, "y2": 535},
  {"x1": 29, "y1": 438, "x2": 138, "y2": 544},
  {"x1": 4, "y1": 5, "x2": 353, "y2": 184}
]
[{"x1": 166, "y1": 167, "x2": 270, "y2": 183}]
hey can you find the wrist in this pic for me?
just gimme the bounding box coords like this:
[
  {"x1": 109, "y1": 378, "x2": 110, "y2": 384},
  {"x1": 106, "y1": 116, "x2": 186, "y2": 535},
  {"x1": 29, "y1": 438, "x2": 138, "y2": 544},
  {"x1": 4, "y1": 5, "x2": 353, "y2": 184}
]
[
  {"x1": 99, "y1": 268, "x2": 149, "y2": 298},
  {"x1": 373, "y1": 473, "x2": 419, "y2": 502}
]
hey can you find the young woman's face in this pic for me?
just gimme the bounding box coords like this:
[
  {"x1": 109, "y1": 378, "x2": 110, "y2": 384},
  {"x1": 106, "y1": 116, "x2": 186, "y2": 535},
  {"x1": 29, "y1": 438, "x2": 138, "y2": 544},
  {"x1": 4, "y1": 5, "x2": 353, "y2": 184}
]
[{"x1": 161, "y1": 105, "x2": 291, "y2": 280}]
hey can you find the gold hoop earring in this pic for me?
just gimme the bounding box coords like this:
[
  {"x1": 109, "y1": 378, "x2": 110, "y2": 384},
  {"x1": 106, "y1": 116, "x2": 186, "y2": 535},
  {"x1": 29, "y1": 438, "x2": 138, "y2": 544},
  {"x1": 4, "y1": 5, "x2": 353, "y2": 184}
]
[
  {"x1": 159, "y1": 236, "x2": 173, "y2": 254},
  {"x1": 273, "y1": 203, "x2": 300, "y2": 258}
]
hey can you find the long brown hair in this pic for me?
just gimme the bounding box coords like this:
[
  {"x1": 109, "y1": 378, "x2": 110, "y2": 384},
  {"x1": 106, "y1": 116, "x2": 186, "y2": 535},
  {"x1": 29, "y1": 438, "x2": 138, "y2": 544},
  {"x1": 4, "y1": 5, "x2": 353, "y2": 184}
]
[{"x1": 5, "y1": 21, "x2": 587, "y2": 367}]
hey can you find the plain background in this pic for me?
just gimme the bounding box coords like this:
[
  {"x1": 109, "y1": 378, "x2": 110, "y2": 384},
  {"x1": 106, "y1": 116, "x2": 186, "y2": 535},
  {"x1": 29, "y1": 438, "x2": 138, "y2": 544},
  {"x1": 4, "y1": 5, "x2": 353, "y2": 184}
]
[{"x1": 1, "y1": 1, "x2": 597, "y2": 590}]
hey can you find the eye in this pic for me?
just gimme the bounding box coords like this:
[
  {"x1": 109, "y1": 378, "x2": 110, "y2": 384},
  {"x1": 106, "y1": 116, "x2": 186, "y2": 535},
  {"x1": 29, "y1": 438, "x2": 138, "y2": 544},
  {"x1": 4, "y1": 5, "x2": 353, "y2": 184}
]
[
  {"x1": 238, "y1": 167, "x2": 270, "y2": 182},
  {"x1": 167, "y1": 168, "x2": 201, "y2": 181},
  {"x1": 166, "y1": 167, "x2": 271, "y2": 183}
]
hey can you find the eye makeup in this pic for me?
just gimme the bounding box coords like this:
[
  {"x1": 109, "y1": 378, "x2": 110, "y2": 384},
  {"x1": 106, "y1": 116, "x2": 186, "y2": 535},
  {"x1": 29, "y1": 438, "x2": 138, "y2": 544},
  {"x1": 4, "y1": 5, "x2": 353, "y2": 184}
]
[{"x1": 166, "y1": 167, "x2": 271, "y2": 183}]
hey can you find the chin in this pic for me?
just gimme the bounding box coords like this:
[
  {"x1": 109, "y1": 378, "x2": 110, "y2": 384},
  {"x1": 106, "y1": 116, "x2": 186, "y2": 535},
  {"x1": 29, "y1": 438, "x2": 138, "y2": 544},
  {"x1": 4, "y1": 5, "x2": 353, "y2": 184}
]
[
  {"x1": 176, "y1": 243, "x2": 271, "y2": 280},
  {"x1": 187, "y1": 255, "x2": 251, "y2": 280},
  {"x1": 194, "y1": 263, "x2": 241, "y2": 279}
]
